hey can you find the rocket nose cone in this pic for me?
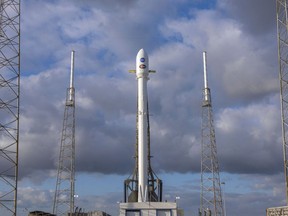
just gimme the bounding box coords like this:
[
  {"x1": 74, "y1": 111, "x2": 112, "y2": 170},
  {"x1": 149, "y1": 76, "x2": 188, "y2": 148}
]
[
  {"x1": 137, "y1": 48, "x2": 148, "y2": 64},
  {"x1": 136, "y1": 48, "x2": 149, "y2": 76},
  {"x1": 137, "y1": 48, "x2": 148, "y2": 59},
  {"x1": 139, "y1": 48, "x2": 145, "y2": 53}
]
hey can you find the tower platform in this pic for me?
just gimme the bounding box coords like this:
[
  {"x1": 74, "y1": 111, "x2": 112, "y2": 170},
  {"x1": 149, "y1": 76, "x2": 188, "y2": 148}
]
[
  {"x1": 266, "y1": 206, "x2": 288, "y2": 216},
  {"x1": 119, "y1": 202, "x2": 179, "y2": 216}
]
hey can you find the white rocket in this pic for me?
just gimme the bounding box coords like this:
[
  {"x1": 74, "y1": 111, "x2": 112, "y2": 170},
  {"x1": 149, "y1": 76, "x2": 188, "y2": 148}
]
[{"x1": 130, "y1": 49, "x2": 155, "y2": 202}]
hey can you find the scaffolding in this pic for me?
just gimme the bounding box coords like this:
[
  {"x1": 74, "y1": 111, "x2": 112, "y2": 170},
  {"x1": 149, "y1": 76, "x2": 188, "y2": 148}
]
[{"x1": 0, "y1": 0, "x2": 20, "y2": 215}]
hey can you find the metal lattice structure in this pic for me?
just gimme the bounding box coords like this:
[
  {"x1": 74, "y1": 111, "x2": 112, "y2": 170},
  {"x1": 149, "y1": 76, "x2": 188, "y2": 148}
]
[
  {"x1": 53, "y1": 51, "x2": 76, "y2": 216},
  {"x1": 200, "y1": 52, "x2": 224, "y2": 216},
  {"x1": 0, "y1": 0, "x2": 20, "y2": 215},
  {"x1": 277, "y1": 0, "x2": 288, "y2": 205},
  {"x1": 124, "y1": 101, "x2": 163, "y2": 203}
]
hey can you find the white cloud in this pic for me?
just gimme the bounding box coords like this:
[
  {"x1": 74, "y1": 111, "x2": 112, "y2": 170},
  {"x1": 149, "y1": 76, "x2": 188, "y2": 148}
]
[{"x1": 18, "y1": 187, "x2": 54, "y2": 212}]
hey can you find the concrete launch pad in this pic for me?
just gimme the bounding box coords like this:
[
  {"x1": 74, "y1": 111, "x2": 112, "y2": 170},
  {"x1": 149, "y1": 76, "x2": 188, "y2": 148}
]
[
  {"x1": 266, "y1": 206, "x2": 288, "y2": 216},
  {"x1": 119, "y1": 202, "x2": 178, "y2": 216}
]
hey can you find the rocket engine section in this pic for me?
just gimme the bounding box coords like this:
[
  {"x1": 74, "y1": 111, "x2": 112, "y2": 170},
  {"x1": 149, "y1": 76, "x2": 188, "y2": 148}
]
[{"x1": 124, "y1": 49, "x2": 162, "y2": 203}]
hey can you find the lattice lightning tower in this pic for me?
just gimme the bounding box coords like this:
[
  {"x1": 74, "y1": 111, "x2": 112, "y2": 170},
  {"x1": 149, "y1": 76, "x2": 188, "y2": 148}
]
[
  {"x1": 53, "y1": 51, "x2": 76, "y2": 216},
  {"x1": 276, "y1": 0, "x2": 288, "y2": 204},
  {"x1": 0, "y1": 0, "x2": 20, "y2": 215},
  {"x1": 200, "y1": 51, "x2": 224, "y2": 216}
]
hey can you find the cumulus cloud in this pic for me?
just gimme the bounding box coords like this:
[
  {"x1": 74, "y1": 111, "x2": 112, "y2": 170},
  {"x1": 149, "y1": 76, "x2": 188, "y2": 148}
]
[
  {"x1": 216, "y1": 98, "x2": 282, "y2": 174},
  {"x1": 17, "y1": 187, "x2": 54, "y2": 213},
  {"x1": 217, "y1": 0, "x2": 276, "y2": 35}
]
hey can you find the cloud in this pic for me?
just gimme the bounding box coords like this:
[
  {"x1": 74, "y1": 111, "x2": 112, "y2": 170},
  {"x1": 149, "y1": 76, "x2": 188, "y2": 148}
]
[
  {"x1": 217, "y1": 0, "x2": 276, "y2": 35},
  {"x1": 159, "y1": 8, "x2": 278, "y2": 104},
  {"x1": 17, "y1": 187, "x2": 54, "y2": 213},
  {"x1": 19, "y1": 0, "x2": 281, "y2": 180},
  {"x1": 216, "y1": 97, "x2": 282, "y2": 174}
]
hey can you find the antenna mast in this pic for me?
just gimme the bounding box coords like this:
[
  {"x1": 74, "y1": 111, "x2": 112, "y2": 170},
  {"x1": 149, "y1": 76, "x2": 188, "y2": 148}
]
[
  {"x1": 53, "y1": 50, "x2": 76, "y2": 215},
  {"x1": 0, "y1": 0, "x2": 20, "y2": 215},
  {"x1": 200, "y1": 51, "x2": 224, "y2": 216}
]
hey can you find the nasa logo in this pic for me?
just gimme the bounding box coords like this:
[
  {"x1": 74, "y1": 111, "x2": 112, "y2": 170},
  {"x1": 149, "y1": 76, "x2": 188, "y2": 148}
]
[
  {"x1": 140, "y1": 58, "x2": 145, "y2": 62},
  {"x1": 139, "y1": 64, "x2": 146, "y2": 69}
]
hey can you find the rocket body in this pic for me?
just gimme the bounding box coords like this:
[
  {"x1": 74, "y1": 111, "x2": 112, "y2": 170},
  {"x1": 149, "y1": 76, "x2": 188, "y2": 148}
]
[{"x1": 136, "y1": 49, "x2": 149, "y2": 202}]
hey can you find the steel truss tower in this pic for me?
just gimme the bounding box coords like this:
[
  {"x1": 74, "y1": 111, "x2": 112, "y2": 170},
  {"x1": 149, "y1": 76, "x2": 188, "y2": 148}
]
[
  {"x1": 200, "y1": 52, "x2": 224, "y2": 216},
  {"x1": 277, "y1": 0, "x2": 288, "y2": 204},
  {"x1": 0, "y1": 0, "x2": 20, "y2": 216},
  {"x1": 53, "y1": 51, "x2": 76, "y2": 216}
]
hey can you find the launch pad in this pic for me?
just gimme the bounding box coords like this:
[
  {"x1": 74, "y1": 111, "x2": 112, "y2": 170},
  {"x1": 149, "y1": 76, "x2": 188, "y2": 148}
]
[
  {"x1": 266, "y1": 206, "x2": 288, "y2": 216},
  {"x1": 119, "y1": 202, "x2": 178, "y2": 216}
]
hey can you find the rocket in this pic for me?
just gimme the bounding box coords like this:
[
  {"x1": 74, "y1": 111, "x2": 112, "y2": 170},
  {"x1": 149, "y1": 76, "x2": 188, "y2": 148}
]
[
  {"x1": 129, "y1": 49, "x2": 155, "y2": 202},
  {"x1": 137, "y1": 48, "x2": 148, "y2": 203}
]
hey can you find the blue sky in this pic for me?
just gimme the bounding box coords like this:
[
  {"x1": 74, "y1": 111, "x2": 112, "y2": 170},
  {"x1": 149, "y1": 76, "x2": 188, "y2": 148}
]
[{"x1": 13, "y1": 0, "x2": 286, "y2": 215}]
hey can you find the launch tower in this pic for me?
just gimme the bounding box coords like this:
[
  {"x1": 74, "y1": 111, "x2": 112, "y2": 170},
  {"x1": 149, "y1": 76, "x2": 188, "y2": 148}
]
[
  {"x1": 200, "y1": 51, "x2": 224, "y2": 216},
  {"x1": 276, "y1": 0, "x2": 288, "y2": 204},
  {"x1": 53, "y1": 51, "x2": 76, "y2": 216},
  {"x1": 266, "y1": 2, "x2": 288, "y2": 214},
  {"x1": 120, "y1": 49, "x2": 178, "y2": 216},
  {"x1": 0, "y1": 0, "x2": 20, "y2": 215}
]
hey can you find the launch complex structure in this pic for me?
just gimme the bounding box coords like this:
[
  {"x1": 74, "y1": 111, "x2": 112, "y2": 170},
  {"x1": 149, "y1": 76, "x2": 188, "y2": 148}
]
[
  {"x1": 267, "y1": 0, "x2": 288, "y2": 215},
  {"x1": 200, "y1": 52, "x2": 224, "y2": 216},
  {"x1": 0, "y1": 1, "x2": 20, "y2": 216},
  {"x1": 53, "y1": 51, "x2": 76, "y2": 216}
]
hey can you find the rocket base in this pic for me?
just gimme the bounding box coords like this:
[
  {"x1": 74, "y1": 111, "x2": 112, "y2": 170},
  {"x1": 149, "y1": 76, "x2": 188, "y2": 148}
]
[{"x1": 119, "y1": 202, "x2": 181, "y2": 216}]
